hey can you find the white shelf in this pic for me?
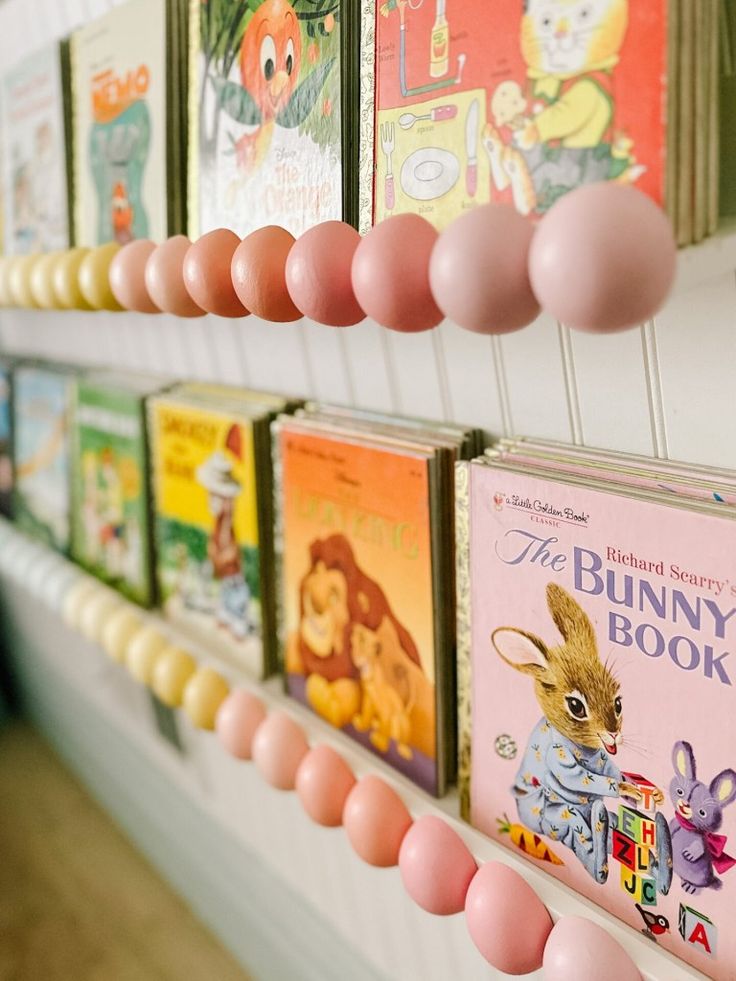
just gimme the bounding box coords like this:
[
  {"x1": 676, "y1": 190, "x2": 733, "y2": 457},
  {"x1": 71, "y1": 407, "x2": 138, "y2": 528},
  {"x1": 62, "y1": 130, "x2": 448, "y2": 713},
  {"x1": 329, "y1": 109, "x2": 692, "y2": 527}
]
[{"x1": 675, "y1": 221, "x2": 736, "y2": 295}]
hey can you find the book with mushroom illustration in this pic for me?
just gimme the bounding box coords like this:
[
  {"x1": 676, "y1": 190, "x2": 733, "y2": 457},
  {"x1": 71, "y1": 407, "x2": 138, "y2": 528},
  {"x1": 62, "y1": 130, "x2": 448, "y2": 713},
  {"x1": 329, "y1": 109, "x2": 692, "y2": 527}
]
[
  {"x1": 457, "y1": 452, "x2": 736, "y2": 978},
  {"x1": 363, "y1": 0, "x2": 670, "y2": 232}
]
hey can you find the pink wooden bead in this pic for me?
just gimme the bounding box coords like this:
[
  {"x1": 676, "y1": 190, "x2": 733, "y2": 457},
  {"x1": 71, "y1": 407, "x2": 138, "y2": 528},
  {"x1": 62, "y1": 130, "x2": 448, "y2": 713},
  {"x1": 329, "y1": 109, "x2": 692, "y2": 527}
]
[
  {"x1": 529, "y1": 183, "x2": 677, "y2": 333},
  {"x1": 429, "y1": 204, "x2": 539, "y2": 335},
  {"x1": 351, "y1": 214, "x2": 442, "y2": 333},
  {"x1": 398, "y1": 815, "x2": 477, "y2": 915},
  {"x1": 251, "y1": 710, "x2": 309, "y2": 790},
  {"x1": 183, "y1": 229, "x2": 249, "y2": 318},
  {"x1": 295, "y1": 744, "x2": 356, "y2": 827},
  {"x1": 343, "y1": 775, "x2": 412, "y2": 867},
  {"x1": 543, "y1": 916, "x2": 642, "y2": 981},
  {"x1": 215, "y1": 688, "x2": 267, "y2": 761},
  {"x1": 145, "y1": 236, "x2": 206, "y2": 318},
  {"x1": 465, "y1": 861, "x2": 552, "y2": 974},
  {"x1": 285, "y1": 222, "x2": 365, "y2": 327},
  {"x1": 109, "y1": 239, "x2": 161, "y2": 313},
  {"x1": 231, "y1": 226, "x2": 301, "y2": 322}
]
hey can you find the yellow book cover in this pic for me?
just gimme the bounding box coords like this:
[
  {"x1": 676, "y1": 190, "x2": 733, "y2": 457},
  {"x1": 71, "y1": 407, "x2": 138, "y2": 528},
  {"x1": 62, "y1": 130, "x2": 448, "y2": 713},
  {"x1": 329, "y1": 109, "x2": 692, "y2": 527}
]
[
  {"x1": 278, "y1": 424, "x2": 440, "y2": 793},
  {"x1": 150, "y1": 397, "x2": 264, "y2": 674}
]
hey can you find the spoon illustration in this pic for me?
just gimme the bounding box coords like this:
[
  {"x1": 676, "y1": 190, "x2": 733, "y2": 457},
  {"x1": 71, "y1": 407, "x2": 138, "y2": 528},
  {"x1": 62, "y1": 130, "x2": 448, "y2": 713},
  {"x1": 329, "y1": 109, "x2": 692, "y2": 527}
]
[{"x1": 398, "y1": 105, "x2": 458, "y2": 130}]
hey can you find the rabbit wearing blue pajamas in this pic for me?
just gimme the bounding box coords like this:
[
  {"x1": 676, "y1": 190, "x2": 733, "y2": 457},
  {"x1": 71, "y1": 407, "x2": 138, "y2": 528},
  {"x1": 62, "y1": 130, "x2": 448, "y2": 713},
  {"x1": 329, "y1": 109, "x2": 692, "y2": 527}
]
[{"x1": 514, "y1": 717, "x2": 621, "y2": 882}]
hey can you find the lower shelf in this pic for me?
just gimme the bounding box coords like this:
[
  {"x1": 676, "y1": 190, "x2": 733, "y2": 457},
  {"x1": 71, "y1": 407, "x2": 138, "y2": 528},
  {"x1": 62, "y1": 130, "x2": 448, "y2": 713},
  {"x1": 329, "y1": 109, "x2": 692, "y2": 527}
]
[{"x1": 0, "y1": 539, "x2": 707, "y2": 981}]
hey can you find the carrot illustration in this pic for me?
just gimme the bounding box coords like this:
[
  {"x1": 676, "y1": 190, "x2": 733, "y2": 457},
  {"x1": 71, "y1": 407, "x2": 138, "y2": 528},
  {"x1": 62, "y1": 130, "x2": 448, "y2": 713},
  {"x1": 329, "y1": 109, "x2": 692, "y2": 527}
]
[{"x1": 497, "y1": 814, "x2": 565, "y2": 866}]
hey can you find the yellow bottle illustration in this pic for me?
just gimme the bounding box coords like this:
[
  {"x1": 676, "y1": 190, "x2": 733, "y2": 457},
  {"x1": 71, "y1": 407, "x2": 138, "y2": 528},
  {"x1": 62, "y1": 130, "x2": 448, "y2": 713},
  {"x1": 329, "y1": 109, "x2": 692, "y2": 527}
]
[{"x1": 429, "y1": 0, "x2": 449, "y2": 79}]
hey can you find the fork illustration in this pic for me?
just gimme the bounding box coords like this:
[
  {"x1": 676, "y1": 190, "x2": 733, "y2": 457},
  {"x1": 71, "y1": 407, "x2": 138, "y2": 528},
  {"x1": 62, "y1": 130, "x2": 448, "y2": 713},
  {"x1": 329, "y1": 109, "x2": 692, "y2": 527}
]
[{"x1": 380, "y1": 122, "x2": 395, "y2": 211}]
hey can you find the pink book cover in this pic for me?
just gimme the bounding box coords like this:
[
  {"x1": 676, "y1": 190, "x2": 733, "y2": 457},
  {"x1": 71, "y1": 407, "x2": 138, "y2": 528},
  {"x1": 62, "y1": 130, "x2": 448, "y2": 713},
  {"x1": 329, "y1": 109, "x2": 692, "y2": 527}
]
[{"x1": 457, "y1": 461, "x2": 736, "y2": 978}]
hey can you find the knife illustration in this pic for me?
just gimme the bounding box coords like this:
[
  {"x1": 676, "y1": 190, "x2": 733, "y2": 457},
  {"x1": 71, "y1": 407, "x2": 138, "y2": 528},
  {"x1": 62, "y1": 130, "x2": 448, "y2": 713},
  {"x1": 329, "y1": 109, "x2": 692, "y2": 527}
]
[{"x1": 466, "y1": 99, "x2": 479, "y2": 198}]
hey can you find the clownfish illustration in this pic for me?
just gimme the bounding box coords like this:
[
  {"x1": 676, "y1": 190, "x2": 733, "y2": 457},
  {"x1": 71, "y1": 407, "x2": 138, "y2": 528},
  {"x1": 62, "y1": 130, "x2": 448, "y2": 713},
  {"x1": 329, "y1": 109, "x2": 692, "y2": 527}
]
[
  {"x1": 214, "y1": 0, "x2": 335, "y2": 179},
  {"x1": 111, "y1": 181, "x2": 134, "y2": 243}
]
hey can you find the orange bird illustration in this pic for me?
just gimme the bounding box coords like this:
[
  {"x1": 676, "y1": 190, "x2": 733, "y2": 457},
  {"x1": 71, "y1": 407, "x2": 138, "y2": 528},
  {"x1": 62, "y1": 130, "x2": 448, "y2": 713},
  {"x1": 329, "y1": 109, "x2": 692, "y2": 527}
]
[{"x1": 214, "y1": 0, "x2": 335, "y2": 178}]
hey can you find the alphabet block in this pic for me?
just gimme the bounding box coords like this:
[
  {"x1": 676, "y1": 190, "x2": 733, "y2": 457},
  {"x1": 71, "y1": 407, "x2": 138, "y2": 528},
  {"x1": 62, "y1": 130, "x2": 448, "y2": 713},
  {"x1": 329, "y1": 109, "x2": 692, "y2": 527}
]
[
  {"x1": 678, "y1": 904, "x2": 717, "y2": 957},
  {"x1": 640, "y1": 875, "x2": 657, "y2": 907},
  {"x1": 621, "y1": 771, "x2": 661, "y2": 813},
  {"x1": 612, "y1": 829, "x2": 636, "y2": 870},
  {"x1": 618, "y1": 804, "x2": 644, "y2": 841},
  {"x1": 620, "y1": 866, "x2": 643, "y2": 901},
  {"x1": 640, "y1": 817, "x2": 657, "y2": 848},
  {"x1": 635, "y1": 844, "x2": 652, "y2": 873}
]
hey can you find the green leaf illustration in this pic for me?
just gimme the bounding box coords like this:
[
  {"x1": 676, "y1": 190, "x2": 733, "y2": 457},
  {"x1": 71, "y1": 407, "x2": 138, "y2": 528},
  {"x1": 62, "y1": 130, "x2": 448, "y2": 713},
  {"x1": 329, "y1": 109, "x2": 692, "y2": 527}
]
[{"x1": 276, "y1": 57, "x2": 335, "y2": 129}]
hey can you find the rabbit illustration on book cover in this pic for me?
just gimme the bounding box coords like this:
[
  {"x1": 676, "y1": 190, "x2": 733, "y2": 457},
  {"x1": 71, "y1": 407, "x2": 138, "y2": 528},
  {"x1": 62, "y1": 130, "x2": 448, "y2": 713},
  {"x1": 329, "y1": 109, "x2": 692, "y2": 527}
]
[
  {"x1": 670, "y1": 740, "x2": 736, "y2": 895},
  {"x1": 493, "y1": 582, "x2": 671, "y2": 890}
]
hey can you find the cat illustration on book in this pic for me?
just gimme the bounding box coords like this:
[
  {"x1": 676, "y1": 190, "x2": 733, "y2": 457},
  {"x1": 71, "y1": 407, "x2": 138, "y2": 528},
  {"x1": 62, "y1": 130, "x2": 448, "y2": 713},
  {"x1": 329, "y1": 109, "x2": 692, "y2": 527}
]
[
  {"x1": 484, "y1": 0, "x2": 645, "y2": 215},
  {"x1": 493, "y1": 582, "x2": 672, "y2": 890}
]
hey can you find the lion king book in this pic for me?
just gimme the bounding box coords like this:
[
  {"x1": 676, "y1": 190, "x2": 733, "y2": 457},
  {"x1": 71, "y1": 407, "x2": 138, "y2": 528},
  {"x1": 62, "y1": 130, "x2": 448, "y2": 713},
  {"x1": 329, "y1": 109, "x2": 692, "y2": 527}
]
[
  {"x1": 275, "y1": 413, "x2": 463, "y2": 795},
  {"x1": 361, "y1": 0, "x2": 718, "y2": 243},
  {"x1": 148, "y1": 388, "x2": 286, "y2": 676},
  {"x1": 188, "y1": 0, "x2": 359, "y2": 238},
  {"x1": 457, "y1": 454, "x2": 736, "y2": 978},
  {"x1": 70, "y1": 0, "x2": 187, "y2": 246},
  {"x1": 0, "y1": 44, "x2": 71, "y2": 254}
]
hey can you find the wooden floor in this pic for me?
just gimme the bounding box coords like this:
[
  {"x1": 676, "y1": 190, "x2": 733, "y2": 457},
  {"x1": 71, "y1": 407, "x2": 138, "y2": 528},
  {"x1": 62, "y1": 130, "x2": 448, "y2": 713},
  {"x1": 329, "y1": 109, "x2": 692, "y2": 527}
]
[{"x1": 0, "y1": 719, "x2": 250, "y2": 981}]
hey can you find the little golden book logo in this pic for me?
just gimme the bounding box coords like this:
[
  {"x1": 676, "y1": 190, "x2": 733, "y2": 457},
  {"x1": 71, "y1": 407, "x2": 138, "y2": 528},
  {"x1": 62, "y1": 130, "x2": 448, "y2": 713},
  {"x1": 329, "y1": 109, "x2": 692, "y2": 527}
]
[{"x1": 492, "y1": 489, "x2": 590, "y2": 526}]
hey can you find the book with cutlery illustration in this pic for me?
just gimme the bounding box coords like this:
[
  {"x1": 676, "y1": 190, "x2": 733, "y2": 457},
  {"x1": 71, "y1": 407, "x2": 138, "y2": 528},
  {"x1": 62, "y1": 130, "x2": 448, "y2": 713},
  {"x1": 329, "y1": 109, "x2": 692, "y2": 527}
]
[
  {"x1": 273, "y1": 403, "x2": 481, "y2": 794},
  {"x1": 457, "y1": 437, "x2": 736, "y2": 978},
  {"x1": 188, "y1": 0, "x2": 360, "y2": 238},
  {"x1": 362, "y1": 0, "x2": 719, "y2": 244},
  {"x1": 70, "y1": 0, "x2": 188, "y2": 246},
  {"x1": 0, "y1": 43, "x2": 72, "y2": 254},
  {"x1": 147, "y1": 382, "x2": 293, "y2": 677}
]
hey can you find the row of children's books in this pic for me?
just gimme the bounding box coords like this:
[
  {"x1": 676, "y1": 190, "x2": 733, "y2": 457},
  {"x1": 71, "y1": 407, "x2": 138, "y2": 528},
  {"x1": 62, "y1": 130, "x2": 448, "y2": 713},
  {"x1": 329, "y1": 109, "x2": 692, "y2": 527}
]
[
  {"x1": 0, "y1": 0, "x2": 734, "y2": 254},
  {"x1": 2, "y1": 357, "x2": 735, "y2": 979}
]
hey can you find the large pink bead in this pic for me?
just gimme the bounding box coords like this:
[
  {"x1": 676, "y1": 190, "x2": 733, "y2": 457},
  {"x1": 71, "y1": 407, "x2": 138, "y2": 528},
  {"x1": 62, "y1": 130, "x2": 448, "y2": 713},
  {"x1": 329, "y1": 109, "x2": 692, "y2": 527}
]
[
  {"x1": 343, "y1": 775, "x2": 412, "y2": 867},
  {"x1": 285, "y1": 222, "x2": 365, "y2": 327},
  {"x1": 351, "y1": 214, "x2": 442, "y2": 333},
  {"x1": 295, "y1": 744, "x2": 356, "y2": 827},
  {"x1": 109, "y1": 239, "x2": 161, "y2": 313},
  {"x1": 465, "y1": 861, "x2": 552, "y2": 974},
  {"x1": 251, "y1": 710, "x2": 309, "y2": 790},
  {"x1": 430, "y1": 204, "x2": 539, "y2": 334},
  {"x1": 529, "y1": 183, "x2": 676, "y2": 333},
  {"x1": 145, "y1": 236, "x2": 206, "y2": 317},
  {"x1": 231, "y1": 226, "x2": 301, "y2": 322},
  {"x1": 543, "y1": 916, "x2": 642, "y2": 981},
  {"x1": 215, "y1": 688, "x2": 267, "y2": 761},
  {"x1": 183, "y1": 229, "x2": 249, "y2": 318},
  {"x1": 399, "y1": 815, "x2": 477, "y2": 915}
]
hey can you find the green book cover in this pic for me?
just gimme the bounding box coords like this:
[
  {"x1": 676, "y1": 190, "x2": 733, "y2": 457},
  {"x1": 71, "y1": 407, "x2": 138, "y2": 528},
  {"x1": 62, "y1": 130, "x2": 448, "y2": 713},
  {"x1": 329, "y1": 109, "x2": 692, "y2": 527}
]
[{"x1": 72, "y1": 380, "x2": 155, "y2": 605}]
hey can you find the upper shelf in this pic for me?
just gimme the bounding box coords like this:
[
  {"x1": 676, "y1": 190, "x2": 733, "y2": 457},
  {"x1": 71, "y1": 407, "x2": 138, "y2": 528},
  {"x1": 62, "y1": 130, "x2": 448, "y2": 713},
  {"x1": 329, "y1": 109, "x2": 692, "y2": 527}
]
[{"x1": 675, "y1": 220, "x2": 736, "y2": 295}]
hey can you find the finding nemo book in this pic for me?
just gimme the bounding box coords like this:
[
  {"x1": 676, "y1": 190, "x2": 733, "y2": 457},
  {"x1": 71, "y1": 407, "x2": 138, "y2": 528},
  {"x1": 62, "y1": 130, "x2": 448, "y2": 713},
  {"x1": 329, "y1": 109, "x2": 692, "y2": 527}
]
[
  {"x1": 457, "y1": 455, "x2": 736, "y2": 979},
  {"x1": 188, "y1": 0, "x2": 358, "y2": 238},
  {"x1": 275, "y1": 418, "x2": 449, "y2": 795},
  {"x1": 70, "y1": 0, "x2": 187, "y2": 246},
  {"x1": 362, "y1": 0, "x2": 670, "y2": 232}
]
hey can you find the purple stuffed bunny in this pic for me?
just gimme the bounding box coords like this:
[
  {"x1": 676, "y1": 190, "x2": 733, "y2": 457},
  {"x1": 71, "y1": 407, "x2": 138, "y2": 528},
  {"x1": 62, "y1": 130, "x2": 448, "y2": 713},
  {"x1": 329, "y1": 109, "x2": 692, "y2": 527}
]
[{"x1": 669, "y1": 740, "x2": 736, "y2": 895}]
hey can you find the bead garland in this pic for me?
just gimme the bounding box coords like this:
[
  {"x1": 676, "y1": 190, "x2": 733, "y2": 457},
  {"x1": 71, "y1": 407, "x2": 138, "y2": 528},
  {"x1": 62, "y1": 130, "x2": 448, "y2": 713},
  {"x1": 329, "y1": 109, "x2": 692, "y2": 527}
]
[
  {"x1": 0, "y1": 520, "x2": 646, "y2": 978},
  {"x1": 0, "y1": 185, "x2": 677, "y2": 336}
]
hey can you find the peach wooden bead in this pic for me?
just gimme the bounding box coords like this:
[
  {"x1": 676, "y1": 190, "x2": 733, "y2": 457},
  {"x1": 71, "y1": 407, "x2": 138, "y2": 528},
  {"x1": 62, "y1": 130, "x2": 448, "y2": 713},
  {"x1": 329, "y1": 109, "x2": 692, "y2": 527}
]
[
  {"x1": 351, "y1": 214, "x2": 442, "y2": 333},
  {"x1": 109, "y1": 239, "x2": 160, "y2": 313},
  {"x1": 151, "y1": 646, "x2": 197, "y2": 708},
  {"x1": 0, "y1": 257, "x2": 15, "y2": 306},
  {"x1": 465, "y1": 861, "x2": 552, "y2": 974},
  {"x1": 101, "y1": 607, "x2": 143, "y2": 664},
  {"x1": 285, "y1": 222, "x2": 365, "y2": 327},
  {"x1": 543, "y1": 916, "x2": 642, "y2": 981},
  {"x1": 8, "y1": 254, "x2": 40, "y2": 308},
  {"x1": 252, "y1": 710, "x2": 309, "y2": 789},
  {"x1": 398, "y1": 815, "x2": 477, "y2": 915},
  {"x1": 295, "y1": 744, "x2": 356, "y2": 826},
  {"x1": 183, "y1": 229, "x2": 249, "y2": 318},
  {"x1": 145, "y1": 236, "x2": 206, "y2": 317},
  {"x1": 78, "y1": 589, "x2": 123, "y2": 643},
  {"x1": 125, "y1": 625, "x2": 168, "y2": 685},
  {"x1": 430, "y1": 204, "x2": 539, "y2": 334},
  {"x1": 62, "y1": 580, "x2": 101, "y2": 630},
  {"x1": 29, "y1": 252, "x2": 61, "y2": 309},
  {"x1": 53, "y1": 248, "x2": 94, "y2": 310},
  {"x1": 78, "y1": 243, "x2": 124, "y2": 311},
  {"x1": 343, "y1": 775, "x2": 413, "y2": 867},
  {"x1": 231, "y1": 226, "x2": 301, "y2": 322},
  {"x1": 215, "y1": 688, "x2": 267, "y2": 760},
  {"x1": 529, "y1": 183, "x2": 677, "y2": 333},
  {"x1": 182, "y1": 666, "x2": 230, "y2": 730}
]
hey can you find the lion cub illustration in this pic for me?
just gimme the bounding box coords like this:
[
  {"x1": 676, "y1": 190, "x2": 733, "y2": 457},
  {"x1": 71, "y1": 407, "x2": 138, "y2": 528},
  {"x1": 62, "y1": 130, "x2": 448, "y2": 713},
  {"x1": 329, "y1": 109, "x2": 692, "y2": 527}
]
[{"x1": 351, "y1": 618, "x2": 416, "y2": 760}]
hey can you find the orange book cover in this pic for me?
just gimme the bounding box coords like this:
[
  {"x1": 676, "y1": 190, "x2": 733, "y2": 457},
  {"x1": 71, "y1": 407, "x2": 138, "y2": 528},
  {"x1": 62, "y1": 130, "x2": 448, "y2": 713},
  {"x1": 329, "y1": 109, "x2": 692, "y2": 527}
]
[
  {"x1": 279, "y1": 425, "x2": 440, "y2": 793},
  {"x1": 372, "y1": 0, "x2": 668, "y2": 229}
]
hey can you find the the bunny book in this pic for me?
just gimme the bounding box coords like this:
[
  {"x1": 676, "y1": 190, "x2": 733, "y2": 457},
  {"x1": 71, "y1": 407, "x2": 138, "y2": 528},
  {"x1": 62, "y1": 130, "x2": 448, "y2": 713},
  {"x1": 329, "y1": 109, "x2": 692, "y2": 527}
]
[{"x1": 457, "y1": 450, "x2": 736, "y2": 978}]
